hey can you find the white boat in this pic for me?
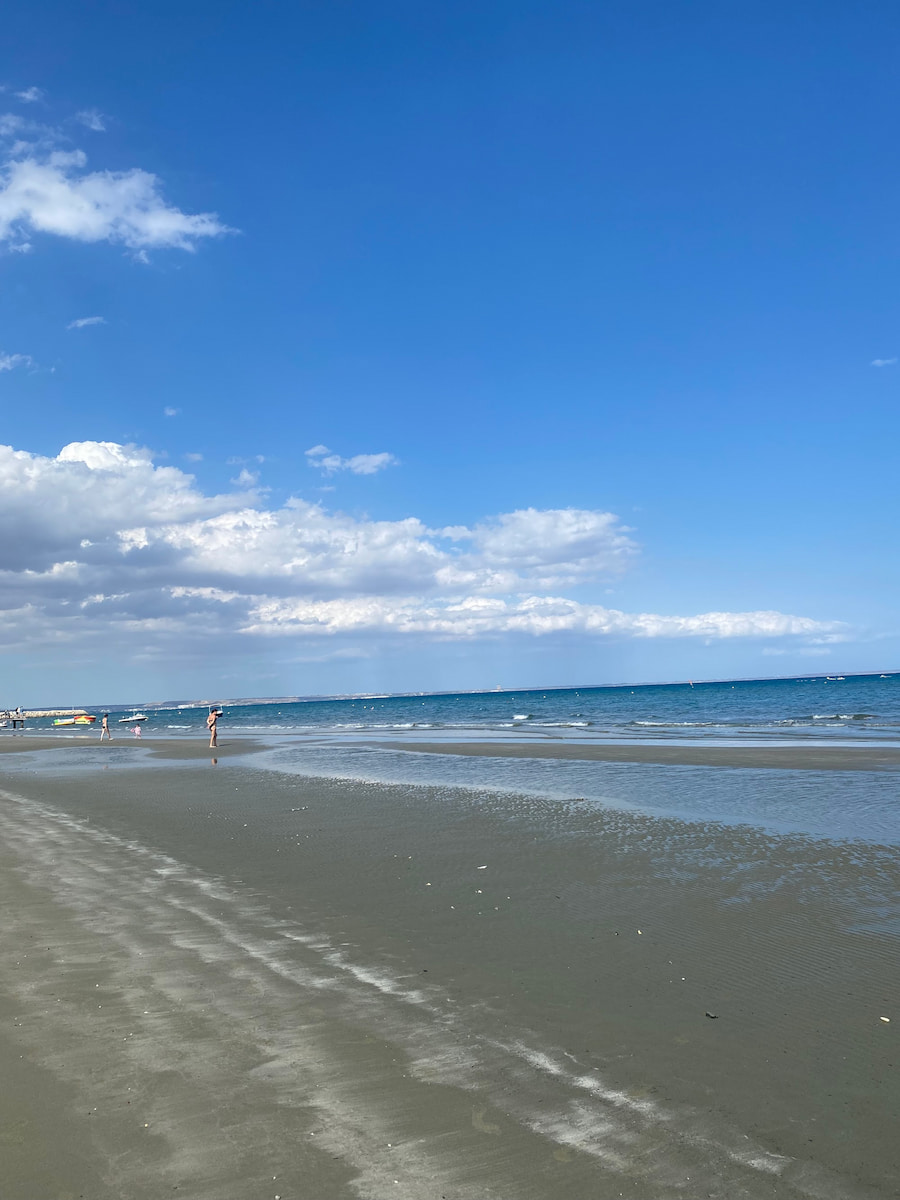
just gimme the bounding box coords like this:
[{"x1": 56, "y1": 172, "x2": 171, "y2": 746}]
[{"x1": 118, "y1": 711, "x2": 149, "y2": 723}]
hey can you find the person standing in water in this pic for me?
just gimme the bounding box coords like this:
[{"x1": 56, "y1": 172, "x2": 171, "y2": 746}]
[
  {"x1": 100, "y1": 713, "x2": 112, "y2": 740},
  {"x1": 207, "y1": 706, "x2": 220, "y2": 748}
]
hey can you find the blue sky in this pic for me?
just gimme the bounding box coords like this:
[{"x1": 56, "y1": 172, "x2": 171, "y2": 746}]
[{"x1": 1, "y1": 1, "x2": 898, "y2": 704}]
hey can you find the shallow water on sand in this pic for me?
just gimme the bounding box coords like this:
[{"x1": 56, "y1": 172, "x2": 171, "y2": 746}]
[
  {"x1": 247, "y1": 741, "x2": 900, "y2": 845},
  {"x1": 6, "y1": 737, "x2": 900, "y2": 844}
]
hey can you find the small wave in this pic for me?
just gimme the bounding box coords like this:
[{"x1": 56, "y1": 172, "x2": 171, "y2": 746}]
[
  {"x1": 166, "y1": 725, "x2": 192, "y2": 729},
  {"x1": 810, "y1": 713, "x2": 874, "y2": 721},
  {"x1": 512, "y1": 714, "x2": 531, "y2": 721},
  {"x1": 368, "y1": 722, "x2": 431, "y2": 730}
]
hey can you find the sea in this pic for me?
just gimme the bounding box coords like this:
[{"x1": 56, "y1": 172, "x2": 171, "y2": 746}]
[
  {"x1": 16, "y1": 671, "x2": 900, "y2": 845},
  {"x1": 80, "y1": 669, "x2": 900, "y2": 741}
]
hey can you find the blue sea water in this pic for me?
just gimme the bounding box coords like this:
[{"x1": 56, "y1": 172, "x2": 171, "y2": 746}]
[{"x1": 86, "y1": 669, "x2": 900, "y2": 742}]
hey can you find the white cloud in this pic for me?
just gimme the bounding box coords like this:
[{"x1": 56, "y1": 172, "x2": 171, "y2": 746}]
[
  {"x1": 0, "y1": 148, "x2": 235, "y2": 251},
  {"x1": 75, "y1": 109, "x2": 106, "y2": 132},
  {"x1": 67, "y1": 315, "x2": 105, "y2": 330},
  {"x1": 184, "y1": 452, "x2": 203, "y2": 462},
  {"x1": 15, "y1": 87, "x2": 44, "y2": 104},
  {"x1": 163, "y1": 406, "x2": 180, "y2": 417},
  {"x1": 0, "y1": 352, "x2": 32, "y2": 371},
  {"x1": 241, "y1": 595, "x2": 840, "y2": 641},
  {"x1": 230, "y1": 467, "x2": 259, "y2": 487},
  {"x1": 0, "y1": 439, "x2": 845, "y2": 660},
  {"x1": 440, "y1": 508, "x2": 636, "y2": 587},
  {"x1": 871, "y1": 358, "x2": 897, "y2": 367},
  {"x1": 0, "y1": 113, "x2": 27, "y2": 137},
  {"x1": 306, "y1": 445, "x2": 398, "y2": 476},
  {"x1": 0, "y1": 351, "x2": 33, "y2": 371}
]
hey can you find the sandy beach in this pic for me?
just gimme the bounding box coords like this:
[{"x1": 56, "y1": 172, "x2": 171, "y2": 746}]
[
  {"x1": 0, "y1": 734, "x2": 263, "y2": 759},
  {"x1": 0, "y1": 738, "x2": 897, "y2": 1198}
]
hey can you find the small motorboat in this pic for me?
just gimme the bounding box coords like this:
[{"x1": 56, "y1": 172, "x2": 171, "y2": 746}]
[{"x1": 118, "y1": 711, "x2": 148, "y2": 723}]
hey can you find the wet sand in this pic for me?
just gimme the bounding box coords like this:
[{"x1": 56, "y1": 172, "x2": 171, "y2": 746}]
[
  {"x1": 0, "y1": 734, "x2": 263, "y2": 759},
  {"x1": 371, "y1": 738, "x2": 900, "y2": 771},
  {"x1": 0, "y1": 746, "x2": 898, "y2": 1198}
]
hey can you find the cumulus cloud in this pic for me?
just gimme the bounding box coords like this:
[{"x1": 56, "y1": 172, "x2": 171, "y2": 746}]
[
  {"x1": 0, "y1": 352, "x2": 33, "y2": 371},
  {"x1": 67, "y1": 315, "x2": 105, "y2": 329},
  {"x1": 0, "y1": 97, "x2": 234, "y2": 255},
  {"x1": 15, "y1": 87, "x2": 44, "y2": 104},
  {"x1": 871, "y1": 358, "x2": 897, "y2": 367},
  {"x1": 439, "y1": 508, "x2": 636, "y2": 587},
  {"x1": 0, "y1": 440, "x2": 844, "y2": 661},
  {"x1": 0, "y1": 150, "x2": 234, "y2": 251},
  {"x1": 306, "y1": 444, "x2": 398, "y2": 476}
]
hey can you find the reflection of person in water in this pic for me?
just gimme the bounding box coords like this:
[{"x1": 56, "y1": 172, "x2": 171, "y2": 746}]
[{"x1": 207, "y1": 706, "x2": 221, "y2": 749}]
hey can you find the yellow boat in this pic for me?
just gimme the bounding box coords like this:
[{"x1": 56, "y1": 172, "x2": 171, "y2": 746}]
[{"x1": 53, "y1": 715, "x2": 96, "y2": 726}]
